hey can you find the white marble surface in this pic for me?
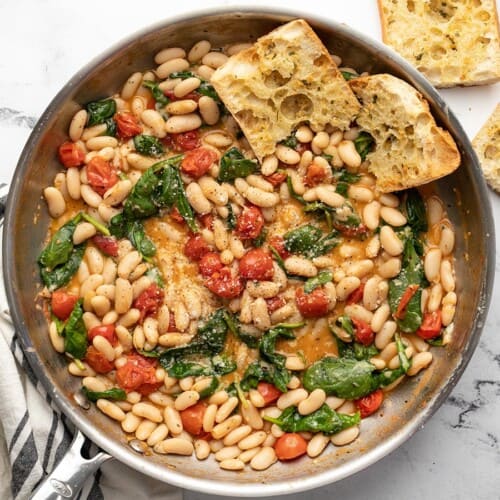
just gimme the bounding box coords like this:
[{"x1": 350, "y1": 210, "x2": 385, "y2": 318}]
[{"x1": 0, "y1": 1, "x2": 499, "y2": 499}]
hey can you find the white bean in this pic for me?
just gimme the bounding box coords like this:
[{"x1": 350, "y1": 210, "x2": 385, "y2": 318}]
[
  {"x1": 198, "y1": 96, "x2": 220, "y2": 125},
  {"x1": 380, "y1": 226, "x2": 404, "y2": 256},
  {"x1": 337, "y1": 140, "x2": 361, "y2": 168},
  {"x1": 165, "y1": 114, "x2": 202, "y2": 134},
  {"x1": 44, "y1": 187, "x2": 66, "y2": 217}
]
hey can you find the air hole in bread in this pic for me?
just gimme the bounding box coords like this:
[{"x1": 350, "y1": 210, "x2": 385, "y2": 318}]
[
  {"x1": 416, "y1": 113, "x2": 432, "y2": 128},
  {"x1": 280, "y1": 94, "x2": 313, "y2": 120},
  {"x1": 430, "y1": 45, "x2": 447, "y2": 60},
  {"x1": 428, "y1": 0, "x2": 458, "y2": 20},
  {"x1": 235, "y1": 109, "x2": 266, "y2": 131},
  {"x1": 476, "y1": 36, "x2": 492, "y2": 45},
  {"x1": 406, "y1": 0, "x2": 416, "y2": 13},
  {"x1": 484, "y1": 145, "x2": 498, "y2": 160},
  {"x1": 313, "y1": 54, "x2": 331, "y2": 68},
  {"x1": 476, "y1": 9, "x2": 491, "y2": 21},
  {"x1": 264, "y1": 70, "x2": 291, "y2": 89}
]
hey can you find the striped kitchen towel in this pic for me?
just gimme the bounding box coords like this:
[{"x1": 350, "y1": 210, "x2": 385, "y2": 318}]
[{"x1": 0, "y1": 183, "x2": 182, "y2": 500}]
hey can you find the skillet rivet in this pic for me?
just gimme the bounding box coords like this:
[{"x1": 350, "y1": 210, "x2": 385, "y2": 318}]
[
  {"x1": 73, "y1": 391, "x2": 90, "y2": 410},
  {"x1": 129, "y1": 439, "x2": 148, "y2": 454}
]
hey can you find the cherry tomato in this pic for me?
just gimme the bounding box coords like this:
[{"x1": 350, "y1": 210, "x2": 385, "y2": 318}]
[
  {"x1": 416, "y1": 310, "x2": 442, "y2": 340},
  {"x1": 114, "y1": 112, "x2": 142, "y2": 138},
  {"x1": 115, "y1": 353, "x2": 162, "y2": 395},
  {"x1": 163, "y1": 130, "x2": 200, "y2": 151},
  {"x1": 263, "y1": 170, "x2": 287, "y2": 187},
  {"x1": 205, "y1": 267, "x2": 244, "y2": 299},
  {"x1": 181, "y1": 147, "x2": 218, "y2": 178},
  {"x1": 269, "y1": 235, "x2": 291, "y2": 260},
  {"x1": 235, "y1": 206, "x2": 265, "y2": 240},
  {"x1": 163, "y1": 90, "x2": 200, "y2": 103},
  {"x1": 87, "y1": 324, "x2": 116, "y2": 344},
  {"x1": 394, "y1": 284, "x2": 419, "y2": 320},
  {"x1": 167, "y1": 313, "x2": 177, "y2": 332},
  {"x1": 170, "y1": 206, "x2": 185, "y2": 225},
  {"x1": 180, "y1": 402, "x2": 207, "y2": 436},
  {"x1": 58, "y1": 141, "x2": 85, "y2": 168},
  {"x1": 133, "y1": 283, "x2": 165, "y2": 323},
  {"x1": 304, "y1": 162, "x2": 328, "y2": 186},
  {"x1": 85, "y1": 346, "x2": 114, "y2": 374},
  {"x1": 333, "y1": 222, "x2": 368, "y2": 238},
  {"x1": 86, "y1": 156, "x2": 118, "y2": 196},
  {"x1": 239, "y1": 248, "x2": 274, "y2": 280},
  {"x1": 92, "y1": 234, "x2": 119, "y2": 257},
  {"x1": 274, "y1": 433, "x2": 307, "y2": 461},
  {"x1": 266, "y1": 295, "x2": 286, "y2": 313},
  {"x1": 295, "y1": 287, "x2": 329, "y2": 318},
  {"x1": 352, "y1": 318, "x2": 374, "y2": 346},
  {"x1": 199, "y1": 252, "x2": 223, "y2": 277},
  {"x1": 198, "y1": 213, "x2": 215, "y2": 229},
  {"x1": 184, "y1": 233, "x2": 211, "y2": 261},
  {"x1": 51, "y1": 290, "x2": 78, "y2": 320},
  {"x1": 347, "y1": 283, "x2": 365, "y2": 305},
  {"x1": 257, "y1": 382, "x2": 282, "y2": 405},
  {"x1": 355, "y1": 389, "x2": 384, "y2": 418}
]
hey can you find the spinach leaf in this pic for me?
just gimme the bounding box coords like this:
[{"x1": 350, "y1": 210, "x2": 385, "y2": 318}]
[
  {"x1": 304, "y1": 270, "x2": 333, "y2": 294},
  {"x1": 169, "y1": 71, "x2": 196, "y2": 79},
  {"x1": 198, "y1": 376, "x2": 219, "y2": 399},
  {"x1": 63, "y1": 300, "x2": 87, "y2": 360},
  {"x1": 168, "y1": 360, "x2": 212, "y2": 378},
  {"x1": 211, "y1": 354, "x2": 237, "y2": 375},
  {"x1": 40, "y1": 244, "x2": 86, "y2": 291},
  {"x1": 218, "y1": 147, "x2": 258, "y2": 182},
  {"x1": 146, "y1": 267, "x2": 164, "y2": 287},
  {"x1": 333, "y1": 169, "x2": 361, "y2": 184},
  {"x1": 240, "y1": 361, "x2": 287, "y2": 393},
  {"x1": 81, "y1": 212, "x2": 110, "y2": 236},
  {"x1": 264, "y1": 404, "x2": 360, "y2": 435},
  {"x1": 38, "y1": 216, "x2": 80, "y2": 269},
  {"x1": 388, "y1": 234, "x2": 425, "y2": 332},
  {"x1": 354, "y1": 131, "x2": 374, "y2": 161},
  {"x1": 133, "y1": 135, "x2": 165, "y2": 158},
  {"x1": 286, "y1": 176, "x2": 306, "y2": 204},
  {"x1": 405, "y1": 189, "x2": 428, "y2": 233},
  {"x1": 341, "y1": 71, "x2": 357, "y2": 81},
  {"x1": 197, "y1": 81, "x2": 221, "y2": 103},
  {"x1": 336, "y1": 337, "x2": 379, "y2": 361},
  {"x1": 334, "y1": 315, "x2": 354, "y2": 338},
  {"x1": 104, "y1": 117, "x2": 117, "y2": 137},
  {"x1": 335, "y1": 182, "x2": 349, "y2": 197},
  {"x1": 82, "y1": 387, "x2": 126, "y2": 402},
  {"x1": 226, "y1": 203, "x2": 237, "y2": 230},
  {"x1": 109, "y1": 216, "x2": 156, "y2": 261},
  {"x1": 279, "y1": 134, "x2": 298, "y2": 149},
  {"x1": 252, "y1": 227, "x2": 267, "y2": 248},
  {"x1": 142, "y1": 80, "x2": 170, "y2": 106},
  {"x1": 86, "y1": 98, "x2": 116, "y2": 127},
  {"x1": 171, "y1": 166, "x2": 197, "y2": 232},
  {"x1": 284, "y1": 224, "x2": 340, "y2": 259},
  {"x1": 223, "y1": 310, "x2": 260, "y2": 348}
]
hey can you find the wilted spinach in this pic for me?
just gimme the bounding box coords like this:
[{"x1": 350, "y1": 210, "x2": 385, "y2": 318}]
[
  {"x1": 62, "y1": 300, "x2": 87, "y2": 360},
  {"x1": 405, "y1": 189, "x2": 428, "y2": 233},
  {"x1": 354, "y1": 131, "x2": 374, "y2": 161},
  {"x1": 304, "y1": 270, "x2": 333, "y2": 293},
  {"x1": 142, "y1": 80, "x2": 170, "y2": 106},
  {"x1": 217, "y1": 147, "x2": 258, "y2": 182},
  {"x1": 223, "y1": 310, "x2": 260, "y2": 349},
  {"x1": 133, "y1": 135, "x2": 165, "y2": 157},
  {"x1": 82, "y1": 387, "x2": 126, "y2": 402},
  {"x1": 284, "y1": 224, "x2": 340, "y2": 259},
  {"x1": 341, "y1": 71, "x2": 357, "y2": 81},
  {"x1": 86, "y1": 98, "x2": 116, "y2": 127}
]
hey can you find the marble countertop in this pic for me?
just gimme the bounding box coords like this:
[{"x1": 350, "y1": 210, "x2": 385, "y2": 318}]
[{"x1": 0, "y1": 1, "x2": 498, "y2": 499}]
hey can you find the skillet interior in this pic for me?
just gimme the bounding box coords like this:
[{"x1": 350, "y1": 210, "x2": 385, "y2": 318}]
[{"x1": 3, "y1": 8, "x2": 495, "y2": 497}]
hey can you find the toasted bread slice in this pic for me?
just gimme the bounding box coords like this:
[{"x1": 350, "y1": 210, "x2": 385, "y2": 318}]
[
  {"x1": 349, "y1": 74, "x2": 461, "y2": 192},
  {"x1": 472, "y1": 104, "x2": 500, "y2": 193},
  {"x1": 377, "y1": 0, "x2": 500, "y2": 88},
  {"x1": 211, "y1": 19, "x2": 361, "y2": 161}
]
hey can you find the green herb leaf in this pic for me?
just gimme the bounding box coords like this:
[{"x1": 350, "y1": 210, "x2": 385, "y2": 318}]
[
  {"x1": 304, "y1": 270, "x2": 333, "y2": 293},
  {"x1": 38, "y1": 216, "x2": 80, "y2": 269},
  {"x1": 211, "y1": 354, "x2": 237, "y2": 375},
  {"x1": 354, "y1": 131, "x2": 374, "y2": 161},
  {"x1": 86, "y1": 98, "x2": 116, "y2": 127},
  {"x1": 82, "y1": 387, "x2": 126, "y2": 402},
  {"x1": 104, "y1": 117, "x2": 117, "y2": 137},
  {"x1": 223, "y1": 310, "x2": 260, "y2": 348},
  {"x1": 284, "y1": 224, "x2": 340, "y2": 259},
  {"x1": 63, "y1": 300, "x2": 87, "y2": 360},
  {"x1": 198, "y1": 376, "x2": 219, "y2": 399},
  {"x1": 168, "y1": 360, "x2": 212, "y2": 378},
  {"x1": 226, "y1": 203, "x2": 237, "y2": 230},
  {"x1": 341, "y1": 71, "x2": 357, "y2": 81},
  {"x1": 218, "y1": 147, "x2": 258, "y2": 182},
  {"x1": 40, "y1": 244, "x2": 86, "y2": 291},
  {"x1": 279, "y1": 134, "x2": 298, "y2": 149},
  {"x1": 405, "y1": 189, "x2": 428, "y2": 233},
  {"x1": 142, "y1": 80, "x2": 170, "y2": 106},
  {"x1": 133, "y1": 135, "x2": 165, "y2": 157}
]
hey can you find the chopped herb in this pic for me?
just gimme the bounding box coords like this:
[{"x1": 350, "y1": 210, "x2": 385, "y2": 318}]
[{"x1": 218, "y1": 147, "x2": 258, "y2": 182}]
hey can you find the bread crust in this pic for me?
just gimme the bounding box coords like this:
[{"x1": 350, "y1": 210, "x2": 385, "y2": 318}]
[
  {"x1": 211, "y1": 19, "x2": 360, "y2": 161},
  {"x1": 349, "y1": 74, "x2": 461, "y2": 192},
  {"x1": 472, "y1": 104, "x2": 500, "y2": 193},
  {"x1": 377, "y1": 0, "x2": 500, "y2": 88}
]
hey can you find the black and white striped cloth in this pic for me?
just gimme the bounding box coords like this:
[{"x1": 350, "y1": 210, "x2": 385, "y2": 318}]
[{"x1": 0, "y1": 183, "x2": 182, "y2": 500}]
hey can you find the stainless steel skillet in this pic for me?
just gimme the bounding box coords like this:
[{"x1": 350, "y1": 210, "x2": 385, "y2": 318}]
[{"x1": 2, "y1": 7, "x2": 495, "y2": 498}]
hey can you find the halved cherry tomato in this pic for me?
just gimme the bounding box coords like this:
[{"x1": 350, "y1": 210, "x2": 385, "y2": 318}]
[
  {"x1": 333, "y1": 222, "x2": 368, "y2": 238},
  {"x1": 92, "y1": 234, "x2": 119, "y2": 257},
  {"x1": 274, "y1": 433, "x2": 307, "y2": 461},
  {"x1": 163, "y1": 130, "x2": 201, "y2": 152},
  {"x1": 266, "y1": 296, "x2": 286, "y2": 313},
  {"x1": 87, "y1": 324, "x2": 116, "y2": 345},
  {"x1": 184, "y1": 233, "x2": 211, "y2": 261},
  {"x1": 295, "y1": 287, "x2": 329, "y2": 318},
  {"x1": 355, "y1": 389, "x2": 384, "y2": 418},
  {"x1": 198, "y1": 213, "x2": 215, "y2": 229},
  {"x1": 58, "y1": 141, "x2": 85, "y2": 168},
  {"x1": 115, "y1": 353, "x2": 162, "y2": 395},
  {"x1": 239, "y1": 248, "x2": 274, "y2": 280},
  {"x1": 263, "y1": 170, "x2": 287, "y2": 187},
  {"x1": 394, "y1": 284, "x2": 419, "y2": 320},
  {"x1": 180, "y1": 402, "x2": 207, "y2": 436},
  {"x1": 115, "y1": 112, "x2": 142, "y2": 138},
  {"x1": 199, "y1": 252, "x2": 223, "y2": 277},
  {"x1": 304, "y1": 162, "x2": 328, "y2": 186},
  {"x1": 85, "y1": 346, "x2": 114, "y2": 374},
  {"x1": 352, "y1": 317, "x2": 374, "y2": 346},
  {"x1": 416, "y1": 310, "x2": 442, "y2": 340},
  {"x1": 133, "y1": 283, "x2": 165, "y2": 323},
  {"x1": 205, "y1": 267, "x2": 244, "y2": 299},
  {"x1": 257, "y1": 381, "x2": 282, "y2": 405},
  {"x1": 170, "y1": 206, "x2": 185, "y2": 225},
  {"x1": 269, "y1": 235, "x2": 291, "y2": 260},
  {"x1": 167, "y1": 313, "x2": 177, "y2": 332},
  {"x1": 347, "y1": 283, "x2": 365, "y2": 305},
  {"x1": 51, "y1": 290, "x2": 78, "y2": 320},
  {"x1": 181, "y1": 147, "x2": 218, "y2": 178},
  {"x1": 163, "y1": 90, "x2": 200, "y2": 103},
  {"x1": 86, "y1": 156, "x2": 118, "y2": 196},
  {"x1": 235, "y1": 206, "x2": 265, "y2": 240}
]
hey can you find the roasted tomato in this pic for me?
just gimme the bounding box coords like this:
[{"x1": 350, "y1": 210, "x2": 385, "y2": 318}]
[
  {"x1": 58, "y1": 141, "x2": 85, "y2": 168},
  {"x1": 352, "y1": 318, "x2": 374, "y2": 346},
  {"x1": 264, "y1": 170, "x2": 287, "y2": 187},
  {"x1": 394, "y1": 284, "x2": 419, "y2": 320},
  {"x1": 257, "y1": 382, "x2": 282, "y2": 405},
  {"x1": 115, "y1": 112, "x2": 142, "y2": 138},
  {"x1": 266, "y1": 296, "x2": 286, "y2": 313},
  {"x1": 346, "y1": 283, "x2": 365, "y2": 305},
  {"x1": 235, "y1": 206, "x2": 265, "y2": 240},
  {"x1": 181, "y1": 147, "x2": 218, "y2": 178},
  {"x1": 269, "y1": 235, "x2": 291, "y2": 260},
  {"x1": 304, "y1": 161, "x2": 328, "y2": 186},
  {"x1": 355, "y1": 389, "x2": 384, "y2": 418},
  {"x1": 205, "y1": 267, "x2": 244, "y2": 299},
  {"x1": 51, "y1": 290, "x2": 78, "y2": 320},
  {"x1": 180, "y1": 402, "x2": 207, "y2": 436},
  {"x1": 115, "y1": 353, "x2": 162, "y2": 395},
  {"x1": 274, "y1": 433, "x2": 307, "y2": 461},
  {"x1": 164, "y1": 130, "x2": 201, "y2": 151},
  {"x1": 198, "y1": 213, "x2": 215, "y2": 229},
  {"x1": 199, "y1": 252, "x2": 223, "y2": 277},
  {"x1": 85, "y1": 346, "x2": 114, "y2": 374},
  {"x1": 133, "y1": 283, "x2": 165, "y2": 323},
  {"x1": 87, "y1": 324, "x2": 117, "y2": 345},
  {"x1": 295, "y1": 287, "x2": 329, "y2": 318},
  {"x1": 239, "y1": 248, "x2": 274, "y2": 280},
  {"x1": 184, "y1": 233, "x2": 211, "y2": 261},
  {"x1": 92, "y1": 234, "x2": 119, "y2": 257},
  {"x1": 86, "y1": 156, "x2": 118, "y2": 196},
  {"x1": 170, "y1": 206, "x2": 185, "y2": 224},
  {"x1": 416, "y1": 310, "x2": 442, "y2": 340}
]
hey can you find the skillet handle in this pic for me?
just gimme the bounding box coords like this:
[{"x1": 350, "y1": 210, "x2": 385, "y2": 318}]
[{"x1": 30, "y1": 430, "x2": 112, "y2": 500}]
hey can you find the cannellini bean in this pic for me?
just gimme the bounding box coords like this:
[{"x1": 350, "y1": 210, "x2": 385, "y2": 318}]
[
  {"x1": 337, "y1": 140, "x2": 361, "y2": 168},
  {"x1": 219, "y1": 458, "x2": 245, "y2": 471},
  {"x1": 211, "y1": 415, "x2": 243, "y2": 440},
  {"x1": 154, "y1": 47, "x2": 186, "y2": 64},
  {"x1": 440, "y1": 260, "x2": 455, "y2": 292},
  {"x1": 126, "y1": 153, "x2": 157, "y2": 171},
  {"x1": 276, "y1": 144, "x2": 300, "y2": 164},
  {"x1": 330, "y1": 426, "x2": 360, "y2": 446},
  {"x1": 104, "y1": 179, "x2": 132, "y2": 206},
  {"x1": 198, "y1": 176, "x2": 227, "y2": 205},
  {"x1": 377, "y1": 257, "x2": 402, "y2": 279},
  {"x1": 238, "y1": 431, "x2": 267, "y2": 450},
  {"x1": 348, "y1": 185, "x2": 373, "y2": 203},
  {"x1": 244, "y1": 186, "x2": 280, "y2": 208},
  {"x1": 165, "y1": 113, "x2": 202, "y2": 134},
  {"x1": 250, "y1": 447, "x2": 277, "y2": 470},
  {"x1": 316, "y1": 186, "x2": 345, "y2": 208},
  {"x1": 380, "y1": 207, "x2": 407, "y2": 226},
  {"x1": 156, "y1": 57, "x2": 190, "y2": 79},
  {"x1": 44, "y1": 187, "x2": 66, "y2": 217},
  {"x1": 277, "y1": 388, "x2": 308, "y2": 410},
  {"x1": 424, "y1": 248, "x2": 442, "y2": 282},
  {"x1": 115, "y1": 278, "x2": 133, "y2": 314},
  {"x1": 380, "y1": 226, "x2": 404, "y2": 256},
  {"x1": 97, "y1": 399, "x2": 125, "y2": 421},
  {"x1": 174, "y1": 391, "x2": 200, "y2": 411},
  {"x1": 86, "y1": 136, "x2": 118, "y2": 151},
  {"x1": 336, "y1": 276, "x2": 361, "y2": 301},
  {"x1": 49, "y1": 321, "x2": 65, "y2": 353},
  {"x1": 215, "y1": 445, "x2": 241, "y2": 461},
  {"x1": 174, "y1": 77, "x2": 201, "y2": 98},
  {"x1": 379, "y1": 193, "x2": 400, "y2": 208},
  {"x1": 154, "y1": 438, "x2": 193, "y2": 456},
  {"x1": 194, "y1": 439, "x2": 211, "y2": 460},
  {"x1": 363, "y1": 201, "x2": 381, "y2": 230},
  {"x1": 371, "y1": 303, "x2": 391, "y2": 333},
  {"x1": 202, "y1": 51, "x2": 229, "y2": 68},
  {"x1": 439, "y1": 226, "x2": 455, "y2": 256},
  {"x1": 216, "y1": 397, "x2": 239, "y2": 423},
  {"x1": 298, "y1": 389, "x2": 326, "y2": 415},
  {"x1": 80, "y1": 185, "x2": 103, "y2": 208},
  {"x1": 73, "y1": 222, "x2": 96, "y2": 244},
  {"x1": 198, "y1": 96, "x2": 220, "y2": 125},
  {"x1": 284, "y1": 256, "x2": 317, "y2": 277},
  {"x1": 407, "y1": 351, "x2": 433, "y2": 376},
  {"x1": 307, "y1": 434, "x2": 330, "y2": 458}
]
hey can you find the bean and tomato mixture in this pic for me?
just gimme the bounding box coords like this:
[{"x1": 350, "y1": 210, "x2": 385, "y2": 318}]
[{"x1": 39, "y1": 37, "x2": 457, "y2": 472}]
